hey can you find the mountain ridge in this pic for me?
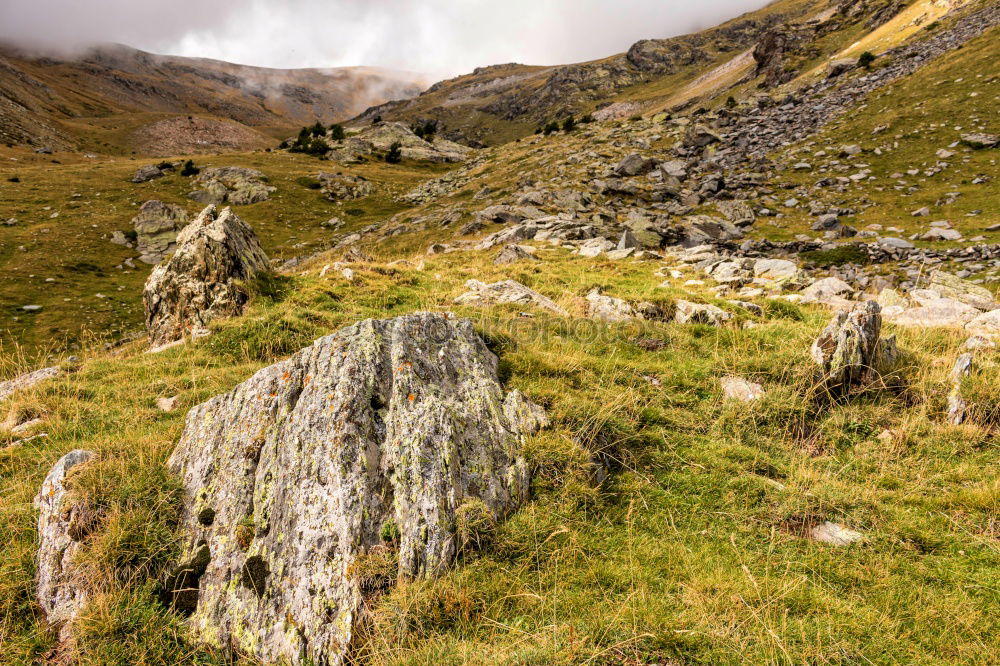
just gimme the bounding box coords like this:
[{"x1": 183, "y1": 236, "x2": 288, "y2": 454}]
[{"x1": 0, "y1": 42, "x2": 429, "y2": 154}]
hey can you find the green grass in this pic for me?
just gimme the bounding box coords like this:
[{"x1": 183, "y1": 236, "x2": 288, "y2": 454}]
[
  {"x1": 0, "y1": 147, "x2": 453, "y2": 356},
  {"x1": 3, "y1": 8, "x2": 1000, "y2": 664},
  {"x1": 2, "y1": 244, "x2": 999, "y2": 664},
  {"x1": 760, "y1": 21, "x2": 1000, "y2": 248}
]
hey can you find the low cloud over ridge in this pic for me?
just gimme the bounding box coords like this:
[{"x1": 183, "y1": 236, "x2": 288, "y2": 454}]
[{"x1": 1, "y1": 0, "x2": 767, "y2": 77}]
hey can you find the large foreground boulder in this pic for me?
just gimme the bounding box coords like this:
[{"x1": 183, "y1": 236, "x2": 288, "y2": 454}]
[
  {"x1": 165, "y1": 313, "x2": 547, "y2": 665},
  {"x1": 143, "y1": 205, "x2": 269, "y2": 346},
  {"x1": 35, "y1": 450, "x2": 96, "y2": 639}
]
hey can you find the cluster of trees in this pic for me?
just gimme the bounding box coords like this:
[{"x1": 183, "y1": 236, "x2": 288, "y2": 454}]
[
  {"x1": 283, "y1": 122, "x2": 347, "y2": 155},
  {"x1": 536, "y1": 114, "x2": 593, "y2": 136},
  {"x1": 412, "y1": 119, "x2": 438, "y2": 142}
]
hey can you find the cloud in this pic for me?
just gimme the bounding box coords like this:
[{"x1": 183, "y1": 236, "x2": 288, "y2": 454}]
[{"x1": 1, "y1": 0, "x2": 767, "y2": 77}]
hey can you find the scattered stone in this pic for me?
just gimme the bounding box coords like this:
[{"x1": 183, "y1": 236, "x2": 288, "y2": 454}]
[
  {"x1": 809, "y1": 521, "x2": 863, "y2": 546},
  {"x1": 0, "y1": 366, "x2": 60, "y2": 403},
  {"x1": 585, "y1": 289, "x2": 637, "y2": 322},
  {"x1": 674, "y1": 300, "x2": 732, "y2": 326},
  {"x1": 156, "y1": 396, "x2": 179, "y2": 412},
  {"x1": 965, "y1": 309, "x2": 1000, "y2": 336},
  {"x1": 929, "y1": 270, "x2": 997, "y2": 311},
  {"x1": 455, "y1": 280, "x2": 567, "y2": 315},
  {"x1": 720, "y1": 376, "x2": 764, "y2": 402},
  {"x1": 614, "y1": 153, "x2": 656, "y2": 176},
  {"x1": 753, "y1": 258, "x2": 800, "y2": 282},
  {"x1": 164, "y1": 313, "x2": 546, "y2": 665},
  {"x1": 317, "y1": 172, "x2": 376, "y2": 201},
  {"x1": 960, "y1": 133, "x2": 999, "y2": 149},
  {"x1": 800, "y1": 277, "x2": 853, "y2": 305},
  {"x1": 494, "y1": 244, "x2": 537, "y2": 265},
  {"x1": 132, "y1": 163, "x2": 173, "y2": 183},
  {"x1": 143, "y1": 205, "x2": 270, "y2": 346}
]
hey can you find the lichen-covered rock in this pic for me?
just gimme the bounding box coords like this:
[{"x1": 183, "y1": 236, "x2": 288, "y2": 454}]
[
  {"x1": 715, "y1": 200, "x2": 756, "y2": 227},
  {"x1": 132, "y1": 200, "x2": 189, "y2": 264},
  {"x1": 318, "y1": 172, "x2": 376, "y2": 201},
  {"x1": 675, "y1": 300, "x2": 732, "y2": 326},
  {"x1": 35, "y1": 449, "x2": 96, "y2": 638},
  {"x1": 0, "y1": 366, "x2": 60, "y2": 403},
  {"x1": 143, "y1": 205, "x2": 269, "y2": 346},
  {"x1": 720, "y1": 376, "x2": 765, "y2": 402},
  {"x1": 165, "y1": 313, "x2": 546, "y2": 665},
  {"x1": 929, "y1": 270, "x2": 997, "y2": 311},
  {"x1": 494, "y1": 244, "x2": 538, "y2": 265},
  {"x1": 189, "y1": 167, "x2": 275, "y2": 205},
  {"x1": 455, "y1": 279, "x2": 567, "y2": 315},
  {"x1": 585, "y1": 289, "x2": 637, "y2": 322},
  {"x1": 132, "y1": 163, "x2": 173, "y2": 183},
  {"x1": 811, "y1": 301, "x2": 894, "y2": 390}
]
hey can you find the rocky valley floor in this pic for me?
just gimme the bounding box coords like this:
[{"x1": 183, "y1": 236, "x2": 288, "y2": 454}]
[{"x1": 2, "y1": 1, "x2": 1000, "y2": 664}]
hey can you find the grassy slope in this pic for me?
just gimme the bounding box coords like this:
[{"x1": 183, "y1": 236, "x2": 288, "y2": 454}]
[
  {"x1": 2, "y1": 6, "x2": 1000, "y2": 666},
  {"x1": 2, "y1": 245, "x2": 999, "y2": 664},
  {"x1": 0, "y1": 146, "x2": 452, "y2": 357},
  {"x1": 760, "y1": 20, "x2": 1000, "y2": 247}
]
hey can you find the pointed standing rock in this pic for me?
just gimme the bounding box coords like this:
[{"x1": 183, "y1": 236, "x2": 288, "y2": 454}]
[
  {"x1": 35, "y1": 450, "x2": 96, "y2": 639},
  {"x1": 143, "y1": 205, "x2": 269, "y2": 346},
  {"x1": 165, "y1": 313, "x2": 547, "y2": 665},
  {"x1": 811, "y1": 301, "x2": 894, "y2": 391}
]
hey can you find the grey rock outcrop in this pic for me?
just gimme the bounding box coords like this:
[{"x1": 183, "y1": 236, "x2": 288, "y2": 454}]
[
  {"x1": 132, "y1": 200, "x2": 189, "y2": 264},
  {"x1": 585, "y1": 289, "x2": 637, "y2": 322},
  {"x1": 675, "y1": 300, "x2": 732, "y2": 326},
  {"x1": 455, "y1": 279, "x2": 567, "y2": 315},
  {"x1": 928, "y1": 270, "x2": 997, "y2": 311},
  {"x1": 189, "y1": 167, "x2": 275, "y2": 205},
  {"x1": 0, "y1": 366, "x2": 60, "y2": 403},
  {"x1": 494, "y1": 244, "x2": 538, "y2": 265},
  {"x1": 143, "y1": 205, "x2": 269, "y2": 346},
  {"x1": 165, "y1": 313, "x2": 546, "y2": 665},
  {"x1": 132, "y1": 163, "x2": 173, "y2": 183},
  {"x1": 35, "y1": 450, "x2": 96, "y2": 639},
  {"x1": 318, "y1": 172, "x2": 376, "y2": 201},
  {"x1": 811, "y1": 301, "x2": 894, "y2": 391}
]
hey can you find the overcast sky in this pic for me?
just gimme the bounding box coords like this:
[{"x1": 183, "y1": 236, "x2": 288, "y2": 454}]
[{"x1": 0, "y1": 0, "x2": 767, "y2": 78}]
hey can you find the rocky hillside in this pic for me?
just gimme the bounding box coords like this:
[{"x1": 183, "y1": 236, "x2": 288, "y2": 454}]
[
  {"x1": 347, "y1": 0, "x2": 826, "y2": 146},
  {"x1": 0, "y1": 43, "x2": 428, "y2": 154},
  {"x1": 2, "y1": 0, "x2": 1000, "y2": 663}
]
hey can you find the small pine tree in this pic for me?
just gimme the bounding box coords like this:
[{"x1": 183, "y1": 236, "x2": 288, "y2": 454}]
[
  {"x1": 306, "y1": 138, "x2": 328, "y2": 156},
  {"x1": 562, "y1": 116, "x2": 576, "y2": 132},
  {"x1": 329, "y1": 124, "x2": 345, "y2": 141},
  {"x1": 542, "y1": 121, "x2": 559, "y2": 136},
  {"x1": 385, "y1": 141, "x2": 403, "y2": 164},
  {"x1": 309, "y1": 121, "x2": 326, "y2": 137},
  {"x1": 725, "y1": 96, "x2": 737, "y2": 109},
  {"x1": 580, "y1": 114, "x2": 594, "y2": 123},
  {"x1": 372, "y1": 114, "x2": 383, "y2": 125},
  {"x1": 858, "y1": 51, "x2": 876, "y2": 69},
  {"x1": 180, "y1": 160, "x2": 199, "y2": 177}
]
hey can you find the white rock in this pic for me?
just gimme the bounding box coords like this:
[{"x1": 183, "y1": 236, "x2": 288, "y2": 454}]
[{"x1": 809, "y1": 521, "x2": 864, "y2": 546}]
